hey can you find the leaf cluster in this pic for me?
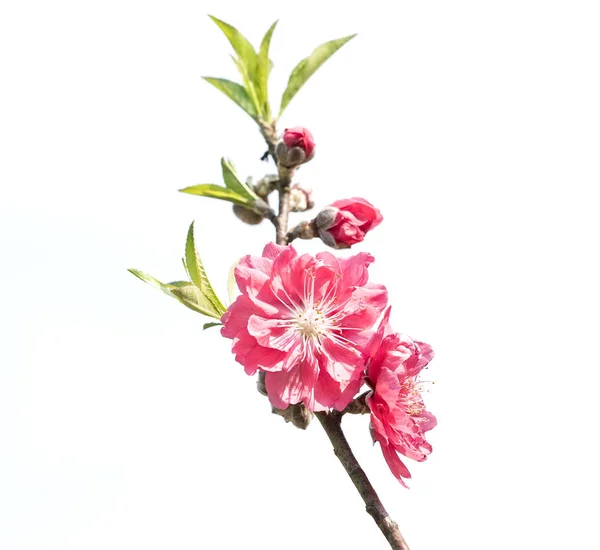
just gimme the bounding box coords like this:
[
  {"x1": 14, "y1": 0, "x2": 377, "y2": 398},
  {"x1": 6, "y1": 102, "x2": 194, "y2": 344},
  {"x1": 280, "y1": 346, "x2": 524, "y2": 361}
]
[{"x1": 204, "y1": 16, "x2": 355, "y2": 123}]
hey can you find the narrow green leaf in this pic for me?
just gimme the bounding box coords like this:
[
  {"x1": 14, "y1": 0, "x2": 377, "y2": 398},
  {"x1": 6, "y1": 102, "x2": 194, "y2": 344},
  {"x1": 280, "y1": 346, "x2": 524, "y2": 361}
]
[
  {"x1": 279, "y1": 34, "x2": 356, "y2": 116},
  {"x1": 209, "y1": 15, "x2": 259, "y2": 81},
  {"x1": 185, "y1": 222, "x2": 227, "y2": 315},
  {"x1": 227, "y1": 259, "x2": 239, "y2": 305},
  {"x1": 203, "y1": 77, "x2": 258, "y2": 119},
  {"x1": 179, "y1": 184, "x2": 251, "y2": 207},
  {"x1": 230, "y1": 55, "x2": 262, "y2": 118},
  {"x1": 257, "y1": 20, "x2": 278, "y2": 119},
  {"x1": 203, "y1": 322, "x2": 222, "y2": 330},
  {"x1": 166, "y1": 280, "x2": 191, "y2": 288},
  {"x1": 221, "y1": 158, "x2": 259, "y2": 202},
  {"x1": 129, "y1": 269, "x2": 222, "y2": 319},
  {"x1": 128, "y1": 269, "x2": 173, "y2": 296},
  {"x1": 185, "y1": 222, "x2": 203, "y2": 289},
  {"x1": 209, "y1": 15, "x2": 261, "y2": 116},
  {"x1": 169, "y1": 283, "x2": 222, "y2": 319}
]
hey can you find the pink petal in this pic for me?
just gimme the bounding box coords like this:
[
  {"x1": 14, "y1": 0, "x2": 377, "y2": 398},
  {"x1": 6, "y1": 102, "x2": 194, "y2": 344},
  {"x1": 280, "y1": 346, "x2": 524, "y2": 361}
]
[
  {"x1": 247, "y1": 315, "x2": 300, "y2": 351},
  {"x1": 262, "y1": 242, "x2": 287, "y2": 260},
  {"x1": 322, "y1": 337, "x2": 364, "y2": 382},
  {"x1": 264, "y1": 353, "x2": 319, "y2": 409},
  {"x1": 245, "y1": 345, "x2": 287, "y2": 372},
  {"x1": 380, "y1": 443, "x2": 412, "y2": 487},
  {"x1": 221, "y1": 295, "x2": 256, "y2": 339},
  {"x1": 338, "y1": 252, "x2": 375, "y2": 288},
  {"x1": 374, "y1": 367, "x2": 402, "y2": 410}
]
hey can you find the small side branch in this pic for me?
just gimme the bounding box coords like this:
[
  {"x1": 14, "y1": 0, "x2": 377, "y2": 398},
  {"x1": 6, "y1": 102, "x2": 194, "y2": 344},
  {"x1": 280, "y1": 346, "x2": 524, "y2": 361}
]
[{"x1": 315, "y1": 411, "x2": 410, "y2": 550}]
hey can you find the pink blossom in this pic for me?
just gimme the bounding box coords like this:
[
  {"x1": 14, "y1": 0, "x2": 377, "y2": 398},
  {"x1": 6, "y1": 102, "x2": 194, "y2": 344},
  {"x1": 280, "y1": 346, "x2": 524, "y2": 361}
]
[
  {"x1": 316, "y1": 198, "x2": 383, "y2": 249},
  {"x1": 366, "y1": 307, "x2": 436, "y2": 487},
  {"x1": 221, "y1": 243, "x2": 388, "y2": 411}
]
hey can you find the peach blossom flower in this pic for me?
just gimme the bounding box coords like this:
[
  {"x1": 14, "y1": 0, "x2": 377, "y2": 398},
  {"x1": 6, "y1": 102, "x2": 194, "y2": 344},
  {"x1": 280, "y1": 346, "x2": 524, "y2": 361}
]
[{"x1": 221, "y1": 243, "x2": 387, "y2": 411}]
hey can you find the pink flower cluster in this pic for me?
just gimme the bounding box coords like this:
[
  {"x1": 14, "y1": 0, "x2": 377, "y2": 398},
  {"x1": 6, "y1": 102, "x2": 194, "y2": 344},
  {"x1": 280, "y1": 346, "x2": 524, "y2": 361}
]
[{"x1": 221, "y1": 244, "x2": 436, "y2": 484}]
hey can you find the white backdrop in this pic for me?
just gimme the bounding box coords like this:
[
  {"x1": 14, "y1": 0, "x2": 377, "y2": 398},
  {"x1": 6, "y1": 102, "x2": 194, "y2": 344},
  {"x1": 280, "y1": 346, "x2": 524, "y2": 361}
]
[{"x1": 1, "y1": 1, "x2": 599, "y2": 549}]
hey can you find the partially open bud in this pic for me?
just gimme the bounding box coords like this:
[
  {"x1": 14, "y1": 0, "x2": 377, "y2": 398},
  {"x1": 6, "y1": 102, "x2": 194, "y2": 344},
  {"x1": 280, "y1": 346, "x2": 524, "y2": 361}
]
[
  {"x1": 289, "y1": 183, "x2": 314, "y2": 212},
  {"x1": 316, "y1": 197, "x2": 383, "y2": 249},
  {"x1": 275, "y1": 127, "x2": 315, "y2": 169}
]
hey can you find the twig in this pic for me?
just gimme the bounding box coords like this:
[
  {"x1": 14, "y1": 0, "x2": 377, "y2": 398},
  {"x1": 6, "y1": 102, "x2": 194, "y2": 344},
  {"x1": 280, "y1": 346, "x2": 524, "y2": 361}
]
[
  {"x1": 316, "y1": 411, "x2": 411, "y2": 550},
  {"x1": 276, "y1": 181, "x2": 291, "y2": 244}
]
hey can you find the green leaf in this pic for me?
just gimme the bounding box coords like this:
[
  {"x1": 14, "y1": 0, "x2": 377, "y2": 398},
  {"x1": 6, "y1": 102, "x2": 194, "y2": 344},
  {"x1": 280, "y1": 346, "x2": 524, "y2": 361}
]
[
  {"x1": 167, "y1": 280, "x2": 191, "y2": 288},
  {"x1": 279, "y1": 34, "x2": 356, "y2": 116},
  {"x1": 179, "y1": 184, "x2": 251, "y2": 207},
  {"x1": 230, "y1": 55, "x2": 262, "y2": 118},
  {"x1": 203, "y1": 321, "x2": 222, "y2": 330},
  {"x1": 169, "y1": 283, "x2": 222, "y2": 319},
  {"x1": 128, "y1": 269, "x2": 173, "y2": 297},
  {"x1": 221, "y1": 158, "x2": 259, "y2": 202},
  {"x1": 129, "y1": 268, "x2": 220, "y2": 318},
  {"x1": 227, "y1": 259, "x2": 239, "y2": 304},
  {"x1": 257, "y1": 20, "x2": 278, "y2": 119},
  {"x1": 185, "y1": 222, "x2": 227, "y2": 315},
  {"x1": 209, "y1": 15, "x2": 259, "y2": 81},
  {"x1": 209, "y1": 15, "x2": 261, "y2": 116},
  {"x1": 203, "y1": 78, "x2": 258, "y2": 119},
  {"x1": 128, "y1": 270, "x2": 218, "y2": 319}
]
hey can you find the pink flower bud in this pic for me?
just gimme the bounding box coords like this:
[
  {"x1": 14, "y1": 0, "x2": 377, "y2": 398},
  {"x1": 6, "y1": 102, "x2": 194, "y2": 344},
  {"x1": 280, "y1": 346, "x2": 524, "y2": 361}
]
[
  {"x1": 275, "y1": 127, "x2": 315, "y2": 168},
  {"x1": 283, "y1": 127, "x2": 315, "y2": 158},
  {"x1": 316, "y1": 197, "x2": 383, "y2": 249}
]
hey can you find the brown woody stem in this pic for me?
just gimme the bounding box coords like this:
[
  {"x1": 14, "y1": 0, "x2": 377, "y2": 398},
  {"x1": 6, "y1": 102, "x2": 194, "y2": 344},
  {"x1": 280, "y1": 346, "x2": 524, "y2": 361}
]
[
  {"x1": 276, "y1": 180, "x2": 291, "y2": 244},
  {"x1": 316, "y1": 411, "x2": 411, "y2": 550}
]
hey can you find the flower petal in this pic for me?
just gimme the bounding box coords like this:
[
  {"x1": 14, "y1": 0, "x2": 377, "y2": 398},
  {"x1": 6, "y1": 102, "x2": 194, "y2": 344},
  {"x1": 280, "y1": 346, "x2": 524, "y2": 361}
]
[{"x1": 264, "y1": 353, "x2": 319, "y2": 409}]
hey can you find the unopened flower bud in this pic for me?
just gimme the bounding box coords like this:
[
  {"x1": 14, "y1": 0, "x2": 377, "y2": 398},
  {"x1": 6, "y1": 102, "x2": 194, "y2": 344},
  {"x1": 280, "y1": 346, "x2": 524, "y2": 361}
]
[
  {"x1": 269, "y1": 402, "x2": 312, "y2": 429},
  {"x1": 289, "y1": 403, "x2": 313, "y2": 430},
  {"x1": 289, "y1": 184, "x2": 314, "y2": 212},
  {"x1": 315, "y1": 198, "x2": 383, "y2": 249},
  {"x1": 275, "y1": 127, "x2": 315, "y2": 168}
]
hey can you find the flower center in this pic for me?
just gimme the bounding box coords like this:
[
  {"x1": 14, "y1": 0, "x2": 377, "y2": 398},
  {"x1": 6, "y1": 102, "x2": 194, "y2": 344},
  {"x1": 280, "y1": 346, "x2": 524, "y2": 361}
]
[
  {"x1": 296, "y1": 306, "x2": 326, "y2": 340},
  {"x1": 400, "y1": 379, "x2": 433, "y2": 417}
]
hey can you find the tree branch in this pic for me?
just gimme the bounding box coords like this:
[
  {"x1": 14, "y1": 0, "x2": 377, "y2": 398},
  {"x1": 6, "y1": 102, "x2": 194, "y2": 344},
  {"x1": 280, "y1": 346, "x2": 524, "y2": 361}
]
[{"x1": 315, "y1": 411, "x2": 411, "y2": 550}]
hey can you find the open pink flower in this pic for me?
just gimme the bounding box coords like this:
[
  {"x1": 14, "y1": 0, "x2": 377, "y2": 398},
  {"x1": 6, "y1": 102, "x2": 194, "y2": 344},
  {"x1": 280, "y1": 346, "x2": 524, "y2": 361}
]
[
  {"x1": 316, "y1": 197, "x2": 383, "y2": 249},
  {"x1": 221, "y1": 243, "x2": 387, "y2": 411},
  {"x1": 366, "y1": 307, "x2": 436, "y2": 487}
]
